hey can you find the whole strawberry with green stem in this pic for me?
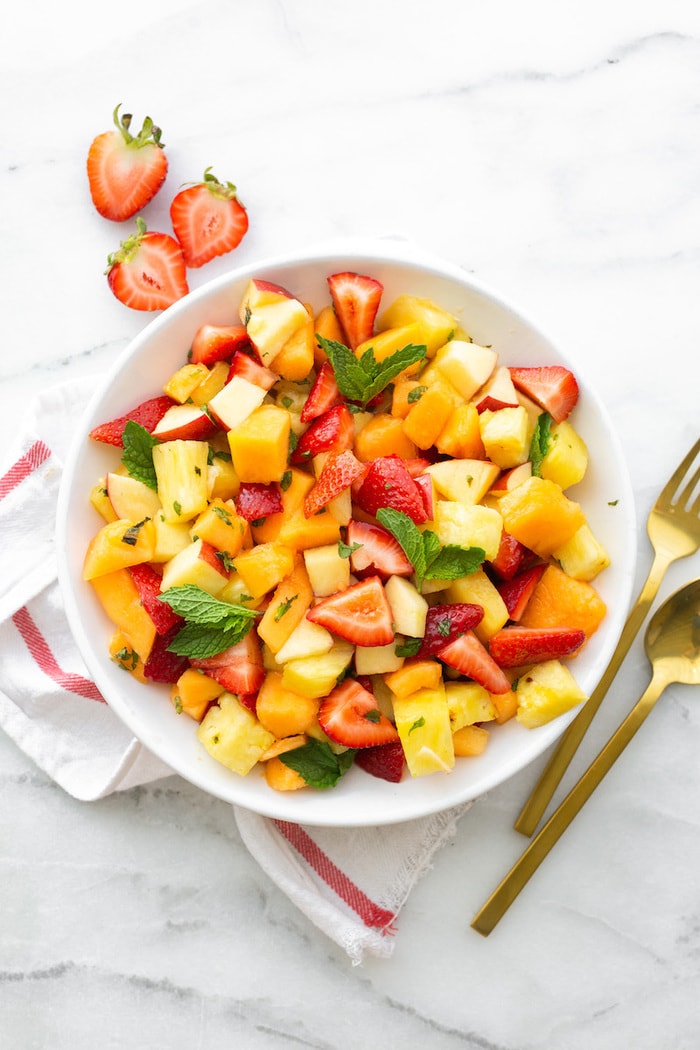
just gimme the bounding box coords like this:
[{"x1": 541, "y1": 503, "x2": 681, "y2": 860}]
[
  {"x1": 87, "y1": 103, "x2": 168, "y2": 221},
  {"x1": 170, "y1": 168, "x2": 249, "y2": 268}
]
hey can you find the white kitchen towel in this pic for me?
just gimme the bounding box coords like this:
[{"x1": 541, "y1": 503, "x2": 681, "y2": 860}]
[{"x1": 0, "y1": 379, "x2": 469, "y2": 964}]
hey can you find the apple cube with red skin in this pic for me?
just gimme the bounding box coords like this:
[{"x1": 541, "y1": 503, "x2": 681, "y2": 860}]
[
  {"x1": 159, "y1": 538, "x2": 229, "y2": 596},
  {"x1": 239, "y1": 279, "x2": 310, "y2": 366}
]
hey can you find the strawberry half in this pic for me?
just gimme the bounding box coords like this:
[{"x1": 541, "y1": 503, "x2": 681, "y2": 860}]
[
  {"x1": 489, "y1": 625, "x2": 586, "y2": 668},
  {"x1": 417, "y1": 603, "x2": 485, "y2": 657},
  {"x1": 128, "y1": 564, "x2": 183, "y2": 635},
  {"x1": 354, "y1": 740, "x2": 406, "y2": 782},
  {"x1": 488, "y1": 530, "x2": 529, "y2": 581},
  {"x1": 318, "y1": 679, "x2": 400, "y2": 748},
  {"x1": 353, "y1": 455, "x2": 428, "y2": 524},
  {"x1": 170, "y1": 168, "x2": 249, "y2": 269},
  {"x1": 89, "y1": 394, "x2": 175, "y2": 447},
  {"x1": 190, "y1": 323, "x2": 250, "y2": 366},
  {"x1": 327, "y1": 272, "x2": 383, "y2": 349},
  {"x1": 300, "y1": 362, "x2": 341, "y2": 423},
  {"x1": 237, "y1": 482, "x2": 283, "y2": 522},
  {"x1": 346, "y1": 519, "x2": 413, "y2": 579},
  {"x1": 106, "y1": 218, "x2": 189, "y2": 312},
  {"x1": 191, "y1": 631, "x2": 265, "y2": 695},
  {"x1": 304, "y1": 450, "x2": 364, "y2": 517},
  {"x1": 497, "y1": 563, "x2": 547, "y2": 621},
  {"x1": 306, "y1": 576, "x2": 394, "y2": 647},
  {"x1": 291, "y1": 404, "x2": 355, "y2": 463},
  {"x1": 436, "y1": 631, "x2": 511, "y2": 694},
  {"x1": 87, "y1": 104, "x2": 168, "y2": 222},
  {"x1": 143, "y1": 628, "x2": 190, "y2": 683},
  {"x1": 509, "y1": 365, "x2": 579, "y2": 423}
]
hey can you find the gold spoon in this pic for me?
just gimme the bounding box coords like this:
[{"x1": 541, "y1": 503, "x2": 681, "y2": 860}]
[{"x1": 472, "y1": 577, "x2": 700, "y2": 936}]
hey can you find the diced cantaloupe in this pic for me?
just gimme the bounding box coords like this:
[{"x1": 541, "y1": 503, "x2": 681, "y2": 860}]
[
  {"x1": 491, "y1": 689, "x2": 519, "y2": 724},
  {"x1": 515, "y1": 660, "x2": 587, "y2": 729},
  {"x1": 354, "y1": 413, "x2": 418, "y2": 462},
  {"x1": 519, "y1": 563, "x2": 607, "y2": 639},
  {"x1": 228, "y1": 404, "x2": 291, "y2": 484},
  {"x1": 255, "y1": 671, "x2": 320, "y2": 737},
  {"x1": 256, "y1": 558, "x2": 314, "y2": 653},
  {"x1": 153, "y1": 439, "x2": 210, "y2": 523},
  {"x1": 313, "y1": 304, "x2": 346, "y2": 366},
  {"x1": 392, "y1": 379, "x2": 425, "y2": 419},
  {"x1": 497, "y1": 475, "x2": 586, "y2": 558},
  {"x1": 196, "y1": 693, "x2": 275, "y2": 775},
  {"x1": 83, "y1": 517, "x2": 157, "y2": 580},
  {"x1": 234, "y1": 542, "x2": 296, "y2": 599},
  {"x1": 539, "y1": 420, "x2": 588, "y2": 490},
  {"x1": 277, "y1": 508, "x2": 341, "y2": 551},
  {"x1": 402, "y1": 383, "x2": 456, "y2": 450},
  {"x1": 265, "y1": 755, "x2": 307, "y2": 791},
  {"x1": 251, "y1": 468, "x2": 315, "y2": 545},
  {"x1": 435, "y1": 403, "x2": 486, "y2": 459},
  {"x1": 356, "y1": 323, "x2": 424, "y2": 376},
  {"x1": 108, "y1": 631, "x2": 147, "y2": 681},
  {"x1": 393, "y1": 685, "x2": 454, "y2": 777},
  {"x1": 384, "y1": 659, "x2": 443, "y2": 699},
  {"x1": 453, "y1": 724, "x2": 490, "y2": 756},
  {"x1": 171, "y1": 668, "x2": 225, "y2": 722},
  {"x1": 272, "y1": 305, "x2": 315, "y2": 381},
  {"x1": 90, "y1": 568, "x2": 157, "y2": 662}
]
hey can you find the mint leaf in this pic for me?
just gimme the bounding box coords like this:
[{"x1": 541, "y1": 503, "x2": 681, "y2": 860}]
[
  {"x1": 376, "y1": 508, "x2": 427, "y2": 581},
  {"x1": 395, "y1": 637, "x2": 422, "y2": 657},
  {"x1": 279, "y1": 738, "x2": 356, "y2": 789},
  {"x1": 317, "y1": 335, "x2": 426, "y2": 407},
  {"x1": 165, "y1": 619, "x2": 252, "y2": 659},
  {"x1": 529, "y1": 411, "x2": 552, "y2": 477},
  {"x1": 362, "y1": 343, "x2": 427, "y2": 403},
  {"x1": 377, "y1": 510, "x2": 485, "y2": 587},
  {"x1": 338, "y1": 540, "x2": 362, "y2": 559},
  {"x1": 421, "y1": 529, "x2": 442, "y2": 571},
  {"x1": 160, "y1": 585, "x2": 260, "y2": 657},
  {"x1": 315, "y1": 336, "x2": 368, "y2": 402},
  {"x1": 121, "y1": 420, "x2": 158, "y2": 491},
  {"x1": 159, "y1": 585, "x2": 257, "y2": 624},
  {"x1": 424, "y1": 544, "x2": 485, "y2": 581}
]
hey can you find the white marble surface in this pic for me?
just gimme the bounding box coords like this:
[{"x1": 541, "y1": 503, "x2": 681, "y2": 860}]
[{"x1": 4, "y1": 1, "x2": 700, "y2": 1046}]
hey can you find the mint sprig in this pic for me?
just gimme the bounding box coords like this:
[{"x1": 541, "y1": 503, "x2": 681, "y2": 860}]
[
  {"x1": 529, "y1": 411, "x2": 552, "y2": 477},
  {"x1": 279, "y1": 738, "x2": 356, "y2": 789},
  {"x1": 159, "y1": 585, "x2": 261, "y2": 658},
  {"x1": 376, "y1": 508, "x2": 485, "y2": 589},
  {"x1": 121, "y1": 420, "x2": 159, "y2": 491},
  {"x1": 316, "y1": 335, "x2": 427, "y2": 407}
]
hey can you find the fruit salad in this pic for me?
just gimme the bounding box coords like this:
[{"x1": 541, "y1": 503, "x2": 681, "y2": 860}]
[{"x1": 83, "y1": 270, "x2": 610, "y2": 792}]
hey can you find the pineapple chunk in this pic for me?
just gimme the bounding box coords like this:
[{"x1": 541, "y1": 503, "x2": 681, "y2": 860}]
[
  {"x1": 515, "y1": 660, "x2": 587, "y2": 729},
  {"x1": 152, "y1": 440, "x2": 210, "y2": 523},
  {"x1": 553, "y1": 523, "x2": 610, "y2": 581},
  {"x1": 540, "y1": 420, "x2": 588, "y2": 490},
  {"x1": 384, "y1": 575, "x2": 428, "y2": 638},
  {"x1": 303, "y1": 543, "x2": 351, "y2": 597},
  {"x1": 426, "y1": 458, "x2": 500, "y2": 505},
  {"x1": 445, "y1": 681, "x2": 497, "y2": 732},
  {"x1": 90, "y1": 478, "x2": 118, "y2": 523},
  {"x1": 163, "y1": 362, "x2": 209, "y2": 403},
  {"x1": 478, "y1": 406, "x2": 530, "y2": 469},
  {"x1": 393, "y1": 685, "x2": 455, "y2": 777},
  {"x1": 274, "y1": 618, "x2": 334, "y2": 664},
  {"x1": 434, "y1": 501, "x2": 503, "y2": 562},
  {"x1": 433, "y1": 340, "x2": 497, "y2": 400},
  {"x1": 228, "y1": 404, "x2": 291, "y2": 484},
  {"x1": 447, "y1": 567, "x2": 509, "y2": 641},
  {"x1": 197, "y1": 693, "x2": 275, "y2": 775},
  {"x1": 281, "y1": 641, "x2": 354, "y2": 699},
  {"x1": 376, "y1": 294, "x2": 459, "y2": 355}
]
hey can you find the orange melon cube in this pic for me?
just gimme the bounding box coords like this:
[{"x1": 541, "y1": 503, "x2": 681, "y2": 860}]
[
  {"x1": 255, "y1": 671, "x2": 320, "y2": 737},
  {"x1": 391, "y1": 379, "x2": 424, "y2": 419},
  {"x1": 384, "y1": 659, "x2": 443, "y2": 699},
  {"x1": 228, "y1": 404, "x2": 291, "y2": 484},
  {"x1": 190, "y1": 498, "x2": 247, "y2": 557},
  {"x1": 171, "y1": 668, "x2": 225, "y2": 721},
  {"x1": 233, "y1": 542, "x2": 296, "y2": 599},
  {"x1": 257, "y1": 558, "x2": 314, "y2": 652},
  {"x1": 277, "y1": 508, "x2": 341, "y2": 550},
  {"x1": 436, "y1": 403, "x2": 486, "y2": 459},
  {"x1": 498, "y1": 476, "x2": 586, "y2": 558},
  {"x1": 355, "y1": 324, "x2": 424, "y2": 377},
  {"x1": 519, "y1": 563, "x2": 607, "y2": 640},
  {"x1": 91, "y1": 569, "x2": 157, "y2": 663},
  {"x1": 108, "y1": 631, "x2": 147, "y2": 682},
  {"x1": 313, "y1": 304, "x2": 345, "y2": 366},
  {"x1": 265, "y1": 754, "x2": 307, "y2": 791},
  {"x1": 252, "y1": 468, "x2": 315, "y2": 545},
  {"x1": 402, "y1": 384, "x2": 456, "y2": 450},
  {"x1": 83, "y1": 517, "x2": 156, "y2": 580},
  {"x1": 354, "y1": 413, "x2": 418, "y2": 462},
  {"x1": 453, "y1": 724, "x2": 490, "y2": 757},
  {"x1": 490, "y1": 689, "x2": 519, "y2": 724}
]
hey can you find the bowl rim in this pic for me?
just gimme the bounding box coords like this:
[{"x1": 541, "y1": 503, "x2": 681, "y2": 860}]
[{"x1": 56, "y1": 238, "x2": 638, "y2": 826}]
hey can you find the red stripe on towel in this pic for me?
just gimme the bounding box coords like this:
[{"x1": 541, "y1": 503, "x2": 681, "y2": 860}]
[
  {"x1": 12, "y1": 606, "x2": 105, "y2": 703},
  {"x1": 274, "y1": 819, "x2": 396, "y2": 930},
  {"x1": 0, "y1": 440, "x2": 52, "y2": 500}
]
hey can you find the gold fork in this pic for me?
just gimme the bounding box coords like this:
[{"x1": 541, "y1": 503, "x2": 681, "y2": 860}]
[{"x1": 514, "y1": 436, "x2": 700, "y2": 838}]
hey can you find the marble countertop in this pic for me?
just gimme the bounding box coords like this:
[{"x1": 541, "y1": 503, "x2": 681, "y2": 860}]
[{"x1": 4, "y1": 2, "x2": 700, "y2": 1046}]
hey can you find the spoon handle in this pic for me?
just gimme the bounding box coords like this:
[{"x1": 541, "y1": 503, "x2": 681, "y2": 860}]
[
  {"x1": 472, "y1": 671, "x2": 667, "y2": 936},
  {"x1": 514, "y1": 548, "x2": 672, "y2": 837}
]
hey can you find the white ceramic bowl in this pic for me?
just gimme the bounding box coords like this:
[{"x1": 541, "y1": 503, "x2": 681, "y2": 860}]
[{"x1": 57, "y1": 241, "x2": 637, "y2": 826}]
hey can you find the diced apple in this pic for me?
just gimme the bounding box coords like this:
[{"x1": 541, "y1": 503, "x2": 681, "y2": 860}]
[
  {"x1": 354, "y1": 642, "x2": 404, "y2": 675},
  {"x1": 274, "y1": 618, "x2": 334, "y2": 663},
  {"x1": 190, "y1": 498, "x2": 247, "y2": 557},
  {"x1": 384, "y1": 575, "x2": 428, "y2": 638},
  {"x1": 106, "y1": 472, "x2": 161, "y2": 521},
  {"x1": 197, "y1": 693, "x2": 275, "y2": 776},
  {"x1": 255, "y1": 672, "x2": 320, "y2": 738},
  {"x1": 425, "y1": 458, "x2": 500, "y2": 505},
  {"x1": 489, "y1": 462, "x2": 532, "y2": 494},
  {"x1": 393, "y1": 685, "x2": 455, "y2": 777},
  {"x1": 152, "y1": 440, "x2": 210, "y2": 524},
  {"x1": 151, "y1": 403, "x2": 217, "y2": 442},
  {"x1": 159, "y1": 538, "x2": 229, "y2": 596},
  {"x1": 247, "y1": 297, "x2": 311, "y2": 366},
  {"x1": 208, "y1": 375, "x2": 267, "y2": 431},
  {"x1": 515, "y1": 660, "x2": 587, "y2": 729},
  {"x1": 303, "y1": 543, "x2": 351, "y2": 597},
  {"x1": 473, "y1": 364, "x2": 519, "y2": 406},
  {"x1": 478, "y1": 406, "x2": 530, "y2": 469},
  {"x1": 433, "y1": 340, "x2": 497, "y2": 400},
  {"x1": 434, "y1": 501, "x2": 503, "y2": 562}
]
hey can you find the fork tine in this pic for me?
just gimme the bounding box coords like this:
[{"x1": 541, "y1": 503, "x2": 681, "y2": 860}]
[
  {"x1": 660, "y1": 437, "x2": 700, "y2": 505},
  {"x1": 677, "y1": 463, "x2": 700, "y2": 512}
]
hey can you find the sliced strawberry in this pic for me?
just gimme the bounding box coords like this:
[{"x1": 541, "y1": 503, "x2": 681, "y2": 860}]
[
  {"x1": 226, "y1": 350, "x2": 277, "y2": 391},
  {"x1": 488, "y1": 530, "x2": 528, "y2": 581},
  {"x1": 327, "y1": 272, "x2": 383, "y2": 349},
  {"x1": 304, "y1": 450, "x2": 364, "y2": 517},
  {"x1": 403, "y1": 458, "x2": 432, "y2": 478},
  {"x1": 170, "y1": 168, "x2": 249, "y2": 269},
  {"x1": 237, "y1": 692, "x2": 259, "y2": 714},
  {"x1": 497, "y1": 563, "x2": 547, "y2": 621},
  {"x1": 87, "y1": 104, "x2": 168, "y2": 222},
  {"x1": 353, "y1": 455, "x2": 428, "y2": 524},
  {"x1": 300, "y1": 362, "x2": 341, "y2": 423},
  {"x1": 237, "y1": 482, "x2": 283, "y2": 522},
  {"x1": 354, "y1": 740, "x2": 405, "y2": 782},
  {"x1": 318, "y1": 679, "x2": 400, "y2": 748},
  {"x1": 417, "y1": 603, "x2": 484, "y2": 657},
  {"x1": 291, "y1": 404, "x2": 355, "y2": 463},
  {"x1": 128, "y1": 564, "x2": 183, "y2": 635},
  {"x1": 413, "y1": 473, "x2": 434, "y2": 519},
  {"x1": 346, "y1": 519, "x2": 413, "y2": 579},
  {"x1": 190, "y1": 323, "x2": 250, "y2": 366},
  {"x1": 489, "y1": 626, "x2": 586, "y2": 668},
  {"x1": 143, "y1": 628, "x2": 190, "y2": 683},
  {"x1": 107, "y1": 218, "x2": 189, "y2": 312},
  {"x1": 476, "y1": 395, "x2": 519, "y2": 413},
  {"x1": 436, "y1": 631, "x2": 511, "y2": 694},
  {"x1": 509, "y1": 365, "x2": 579, "y2": 423},
  {"x1": 89, "y1": 395, "x2": 175, "y2": 447},
  {"x1": 306, "y1": 576, "x2": 394, "y2": 647},
  {"x1": 191, "y1": 631, "x2": 265, "y2": 695}
]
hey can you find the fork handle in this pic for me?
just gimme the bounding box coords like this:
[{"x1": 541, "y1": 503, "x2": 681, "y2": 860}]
[
  {"x1": 472, "y1": 669, "x2": 669, "y2": 936},
  {"x1": 513, "y1": 548, "x2": 673, "y2": 837}
]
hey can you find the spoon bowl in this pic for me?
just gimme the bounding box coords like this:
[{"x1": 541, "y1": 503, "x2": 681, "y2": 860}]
[{"x1": 644, "y1": 577, "x2": 700, "y2": 687}]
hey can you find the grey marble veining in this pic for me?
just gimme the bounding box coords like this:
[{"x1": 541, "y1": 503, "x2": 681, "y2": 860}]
[{"x1": 3, "y1": 1, "x2": 700, "y2": 1046}]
